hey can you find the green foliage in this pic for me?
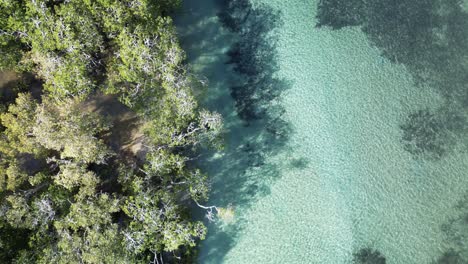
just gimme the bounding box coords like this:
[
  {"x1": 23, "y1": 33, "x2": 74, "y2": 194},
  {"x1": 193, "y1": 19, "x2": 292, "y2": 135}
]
[
  {"x1": 4, "y1": 161, "x2": 28, "y2": 191},
  {"x1": 0, "y1": 93, "x2": 40, "y2": 156},
  {"x1": 28, "y1": 51, "x2": 95, "y2": 98},
  {"x1": 0, "y1": 38, "x2": 24, "y2": 70},
  {"x1": 122, "y1": 191, "x2": 206, "y2": 253},
  {"x1": 0, "y1": 0, "x2": 222, "y2": 262},
  {"x1": 4, "y1": 195, "x2": 33, "y2": 228},
  {"x1": 0, "y1": 0, "x2": 26, "y2": 70},
  {"x1": 55, "y1": 163, "x2": 99, "y2": 199},
  {"x1": 33, "y1": 98, "x2": 113, "y2": 164},
  {"x1": 42, "y1": 194, "x2": 132, "y2": 264},
  {"x1": 0, "y1": 224, "x2": 30, "y2": 262}
]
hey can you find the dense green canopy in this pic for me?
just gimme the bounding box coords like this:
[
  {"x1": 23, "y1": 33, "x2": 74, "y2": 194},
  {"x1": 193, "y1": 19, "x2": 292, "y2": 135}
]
[{"x1": 0, "y1": 0, "x2": 222, "y2": 262}]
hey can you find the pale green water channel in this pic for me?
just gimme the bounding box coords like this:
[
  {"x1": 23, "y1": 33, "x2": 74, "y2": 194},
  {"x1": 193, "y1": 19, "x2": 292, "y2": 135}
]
[{"x1": 175, "y1": 0, "x2": 468, "y2": 263}]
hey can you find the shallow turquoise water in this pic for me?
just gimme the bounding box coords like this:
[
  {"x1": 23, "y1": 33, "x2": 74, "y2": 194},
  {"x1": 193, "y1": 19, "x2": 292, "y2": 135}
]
[{"x1": 175, "y1": 0, "x2": 468, "y2": 263}]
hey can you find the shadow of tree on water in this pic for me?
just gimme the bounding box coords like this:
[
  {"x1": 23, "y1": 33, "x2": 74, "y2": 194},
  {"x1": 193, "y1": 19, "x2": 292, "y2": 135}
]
[
  {"x1": 174, "y1": 0, "x2": 303, "y2": 262},
  {"x1": 194, "y1": 1, "x2": 298, "y2": 262},
  {"x1": 219, "y1": 0, "x2": 290, "y2": 124},
  {"x1": 316, "y1": 0, "x2": 468, "y2": 160},
  {"x1": 209, "y1": 0, "x2": 294, "y2": 207}
]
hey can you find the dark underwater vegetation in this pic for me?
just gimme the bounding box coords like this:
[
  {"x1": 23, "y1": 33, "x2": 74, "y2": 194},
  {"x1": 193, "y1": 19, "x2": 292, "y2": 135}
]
[
  {"x1": 317, "y1": 1, "x2": 468, "y2": 262},
  {"x1": 316, "y1": 0, "x2": 468, "y2": 160},
  {"x1": 353, "y1": 247, "x2": 386, "y2": 264}
]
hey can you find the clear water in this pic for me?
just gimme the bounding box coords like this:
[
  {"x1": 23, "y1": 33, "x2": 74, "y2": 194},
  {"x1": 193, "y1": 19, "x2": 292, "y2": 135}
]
[{"x1": 175, "y1": 0, "x2": 468, "y2": 263}]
